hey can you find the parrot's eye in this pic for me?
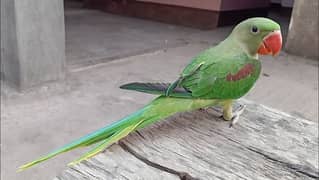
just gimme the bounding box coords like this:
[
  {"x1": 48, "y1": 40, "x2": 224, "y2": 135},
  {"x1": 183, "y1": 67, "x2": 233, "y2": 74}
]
[{"x1": 251, "y1": 26, "x2": 259, "y2": 34}]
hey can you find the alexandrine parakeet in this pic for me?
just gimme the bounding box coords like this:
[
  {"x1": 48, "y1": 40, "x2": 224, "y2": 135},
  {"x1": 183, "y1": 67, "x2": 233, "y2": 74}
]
[{"x1": 19, "y1": 17, "x2": 282, "y2": 171}]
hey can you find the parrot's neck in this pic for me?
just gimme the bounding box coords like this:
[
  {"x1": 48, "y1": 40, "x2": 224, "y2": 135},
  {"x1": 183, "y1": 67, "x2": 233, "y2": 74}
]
[{"x1": 222, "y1": 34, "x2": 259, "y2": 59}]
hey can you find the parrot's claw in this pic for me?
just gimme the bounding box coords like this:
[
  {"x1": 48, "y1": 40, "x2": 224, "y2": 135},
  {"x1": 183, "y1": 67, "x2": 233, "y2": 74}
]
[
  {"x1": 199, "y1": 108, "x2": 208, "y2": 113},
  {"x1": 229, "y1": 105, "x2": 246, "y2": 128}
]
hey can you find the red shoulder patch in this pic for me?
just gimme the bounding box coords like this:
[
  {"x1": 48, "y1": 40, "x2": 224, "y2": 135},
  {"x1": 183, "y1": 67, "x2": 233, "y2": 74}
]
[{"x1": 226, "y1": 64, "x2": 254, "y2": 81}]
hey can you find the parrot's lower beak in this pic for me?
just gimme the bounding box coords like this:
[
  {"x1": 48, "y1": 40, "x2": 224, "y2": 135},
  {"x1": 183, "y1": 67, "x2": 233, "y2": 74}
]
[{"x1": 257, "y1": 30, "x2": 282, "y2": 56}]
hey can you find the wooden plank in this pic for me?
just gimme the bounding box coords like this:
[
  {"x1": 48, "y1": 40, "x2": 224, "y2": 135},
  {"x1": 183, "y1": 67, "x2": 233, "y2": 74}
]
[
  {"x1": 53, "y1": 145, "x2": 177, "y2": 180},
  {"x1": 56, "y1": 100, "x2": 318, "y2": 180}
]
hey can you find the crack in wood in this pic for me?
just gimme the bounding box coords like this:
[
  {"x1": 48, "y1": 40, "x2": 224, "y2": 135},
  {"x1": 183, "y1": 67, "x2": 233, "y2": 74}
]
[
  {"x1": 68, "y1": 166, "x2": 91, "y2": 178},
  {"x1": 246, "y1": 147, "x2": 319, "y2": 179},
  {"x1": 135, "y1": 130, "x2": 145, "y2": 139},
  {"x1": 118, "y1": 141, "x2": 199, "y2": 180}
]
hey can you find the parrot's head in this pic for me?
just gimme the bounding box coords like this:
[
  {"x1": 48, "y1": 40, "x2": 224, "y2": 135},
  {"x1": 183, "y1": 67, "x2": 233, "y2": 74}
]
[{"x1": 231, "y1": 17, "x2": 282, "y2": 57}]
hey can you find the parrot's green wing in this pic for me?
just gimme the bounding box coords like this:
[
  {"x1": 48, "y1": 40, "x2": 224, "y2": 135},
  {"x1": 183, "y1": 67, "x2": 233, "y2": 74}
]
[
  {"x1": 178, "y1": 52, "x2": 261, "y2": 99},
  {"x1": 121, "y1": 50, "x2": 261, "y2": 100},
  {"x1": 165, "y1": 63, "x2": 203, "y2": 96}
]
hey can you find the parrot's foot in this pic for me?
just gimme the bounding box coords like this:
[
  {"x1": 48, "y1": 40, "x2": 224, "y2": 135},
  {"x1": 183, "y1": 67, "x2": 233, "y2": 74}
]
[
  {"x1": 229, "y1": 105, "x2": 246, "y2": 128},
  {"x1": 220, "y1": 105, "x2": 246, "y2": 127}
]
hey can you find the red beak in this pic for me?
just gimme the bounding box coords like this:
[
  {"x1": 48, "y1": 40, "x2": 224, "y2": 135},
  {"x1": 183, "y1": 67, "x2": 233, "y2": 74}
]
[{"x1": 257, "y1": 30, "x2": 282, "y2": 56}]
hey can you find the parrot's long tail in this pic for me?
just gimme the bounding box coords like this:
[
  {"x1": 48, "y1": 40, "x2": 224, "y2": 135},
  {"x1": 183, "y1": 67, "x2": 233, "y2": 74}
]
[{"x1": 18, "y1": 96, "x2": 218, "y2": 171}]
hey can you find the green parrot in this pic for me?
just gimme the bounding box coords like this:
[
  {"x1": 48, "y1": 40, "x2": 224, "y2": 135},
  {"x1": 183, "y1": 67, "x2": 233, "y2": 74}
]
[{"x1": 18, "y1": 17, "x2": 282, "y2": 171}]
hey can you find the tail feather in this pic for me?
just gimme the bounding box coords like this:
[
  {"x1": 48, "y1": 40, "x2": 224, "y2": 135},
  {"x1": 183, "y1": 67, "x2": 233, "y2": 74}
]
[
  {"x1": 120, "y1": 82, "x2": 192, "y2": 98},
  {"x1": 18, "y1": 96, "x2": 218, "y2": 171},
  {"x1": 18, "y1": 110, "x2": 144, "y2": 172},
  {"x1": 68, "y1": 119, "x2": 144, "y2": 166},
  {"x1": 120, "y1": 82, "x2": 170, "y2": 93}
]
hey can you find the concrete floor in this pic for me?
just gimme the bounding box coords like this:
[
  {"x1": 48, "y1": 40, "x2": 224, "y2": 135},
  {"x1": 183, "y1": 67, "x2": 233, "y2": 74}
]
[
  {"x1": 65, "y1": 6, "x2": 200, "y2": 69},
  {"x1": 1, "y1": 4, "x2": 318, "y2": 180}
]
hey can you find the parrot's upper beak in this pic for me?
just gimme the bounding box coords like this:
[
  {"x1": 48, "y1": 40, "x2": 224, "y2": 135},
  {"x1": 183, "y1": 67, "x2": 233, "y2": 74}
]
[{"x1": 257, "y1": 30, "x2": 282, "y2": 56}]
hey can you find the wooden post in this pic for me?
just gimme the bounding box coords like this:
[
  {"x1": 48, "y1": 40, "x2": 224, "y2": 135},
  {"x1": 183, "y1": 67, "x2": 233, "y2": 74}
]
[
  {"x1": 1, "y1": 0, "x2": 65, "y2": 90},
  {"x1": 285, "y1": 0, "x2": 319, "y2": 59}
]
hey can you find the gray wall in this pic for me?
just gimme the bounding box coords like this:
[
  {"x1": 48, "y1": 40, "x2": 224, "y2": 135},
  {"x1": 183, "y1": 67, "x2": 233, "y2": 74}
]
[
  {"x1": 1, "y1": 0, "x2": 66, "y2": 90},
  {"x1": 1, "y1": 0, "x2": 20, "y2": 85},
  {"x1": 285, "y1": 0, "x2": 319, "y2": 60}
]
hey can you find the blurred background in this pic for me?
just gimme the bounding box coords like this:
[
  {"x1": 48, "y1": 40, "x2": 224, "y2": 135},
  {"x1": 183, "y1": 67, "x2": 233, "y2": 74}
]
[{"x1": 1, "y1": 0, "x2": 318, "y2": 179}]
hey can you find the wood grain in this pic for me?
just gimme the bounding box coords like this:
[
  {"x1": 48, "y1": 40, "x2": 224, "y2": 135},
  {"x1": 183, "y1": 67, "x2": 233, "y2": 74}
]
[{"x1": 55, "y1": 100, "x2": 318, "y2": 180}]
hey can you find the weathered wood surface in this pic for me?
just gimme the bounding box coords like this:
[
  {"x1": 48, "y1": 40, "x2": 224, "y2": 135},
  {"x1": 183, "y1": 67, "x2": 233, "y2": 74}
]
[{"x1": 55, "y1": 100, "x2": 318, "y2": 180}]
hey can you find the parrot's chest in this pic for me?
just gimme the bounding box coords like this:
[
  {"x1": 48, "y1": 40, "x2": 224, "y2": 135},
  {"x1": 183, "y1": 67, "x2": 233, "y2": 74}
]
[{"x1": 206, "y1": 63, "x2": 261, "y2": 99}]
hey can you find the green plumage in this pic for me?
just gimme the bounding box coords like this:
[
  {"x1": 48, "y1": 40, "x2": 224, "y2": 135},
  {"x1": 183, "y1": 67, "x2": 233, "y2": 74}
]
[
  {"x1": 19, "y1": 18, "x2": 281, "y2": 171},
  {"x1": 122, "y1": 41, "x2": 262, "y2": 99},
  {"x1": 18, "y1": 96, "x2": 218, "y2": 171}
]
